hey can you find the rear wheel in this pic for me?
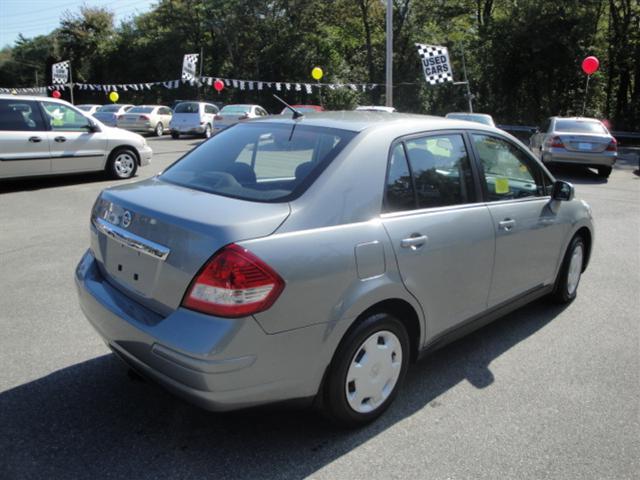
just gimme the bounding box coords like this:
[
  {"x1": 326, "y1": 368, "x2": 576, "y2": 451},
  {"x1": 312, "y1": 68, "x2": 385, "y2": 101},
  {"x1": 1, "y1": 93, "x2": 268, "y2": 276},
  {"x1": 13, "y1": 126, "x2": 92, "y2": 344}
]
[
  {"x1": 154, "y1": 123, "x2": 164, "y2": 136},
  {"x1": 322, "y1": 312, "x2": 409, "y2": 427},
  {"x1": 597, "y1": 166, "x2": 612, "y2": 178},
  {"x1": 551, "y1": 235, "x2": 585, "y2": 304},
  {"x1": 171, "y1": 131, "x2": 180, "y2": 139},
  {"x1": 203, "y1": 124, "x2": 212, "y2": 139},
  {"x1": 107, "y1": 148, "x2": 138, "y2": 179}
]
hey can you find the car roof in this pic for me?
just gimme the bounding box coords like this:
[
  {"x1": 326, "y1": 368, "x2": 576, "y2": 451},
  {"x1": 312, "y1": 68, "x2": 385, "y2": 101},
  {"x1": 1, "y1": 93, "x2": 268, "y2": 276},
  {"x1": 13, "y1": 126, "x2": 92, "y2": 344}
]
[
  {"x1": 0, "y1": 94, "x2": 69, "y2": 103},
  {"x1": 253, "y1": 110, "x2": 500, "y2": 133},
  {"x1": 446, "y1": 112, "x2": 493, "y2": 117},
  {"x1": 551, "y1": 116, "x2": 602, "y2": 122}
]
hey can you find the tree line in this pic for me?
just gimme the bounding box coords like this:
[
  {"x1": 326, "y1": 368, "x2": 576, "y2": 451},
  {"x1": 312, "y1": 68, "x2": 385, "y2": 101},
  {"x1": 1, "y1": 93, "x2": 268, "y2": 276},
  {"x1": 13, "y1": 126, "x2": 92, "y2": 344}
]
[{"x1": 1, "y1": 0, "x2": 638, "y2": 130}]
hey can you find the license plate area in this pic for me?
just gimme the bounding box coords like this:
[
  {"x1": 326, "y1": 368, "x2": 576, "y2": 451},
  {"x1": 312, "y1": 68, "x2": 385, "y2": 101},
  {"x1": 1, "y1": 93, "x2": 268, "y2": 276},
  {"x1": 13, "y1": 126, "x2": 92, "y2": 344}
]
[
  {"x1": 578, "y1": 142, "x2": 592, "y2": 150},
  {"x1": 105, "y1": 241, "x2": 160, "y2": 297}
]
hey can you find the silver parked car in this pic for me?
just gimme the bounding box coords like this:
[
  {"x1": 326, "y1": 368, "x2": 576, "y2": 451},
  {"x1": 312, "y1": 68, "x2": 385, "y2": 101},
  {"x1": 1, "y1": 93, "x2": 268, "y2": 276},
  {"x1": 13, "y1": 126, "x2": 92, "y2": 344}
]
[
  {"x1": 445, "y1": 112, "x2": 496, "y2": 127},
  {"x1": 170, "y1": 101, "x2": 219, "y2": 139},
  {"x1": 76, "y1": 112, "x2": 593, "y2": 426},
  {"x1": 93, "y1": 104, "x2": 134, "y2": 127},
  {"x1": 0, "y1": 95, "x2": 152, "y2": 180},
  {"x1": 529, "y1": 116, "x2": 617, "y2": 178},
  {"x1": 213, "y1": 104, "x2": 269, "y2": 131},
  {"x1": 76, "y1": 104, "x2": 101, "y2": 116},
  {"x1": 116, "y1": 105, "x2": 173, "y2": 136}
]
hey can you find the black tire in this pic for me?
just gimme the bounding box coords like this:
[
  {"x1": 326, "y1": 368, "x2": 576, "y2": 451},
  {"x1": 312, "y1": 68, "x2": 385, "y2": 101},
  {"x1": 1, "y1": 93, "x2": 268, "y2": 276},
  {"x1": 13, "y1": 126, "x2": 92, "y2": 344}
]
[
  {"x1": 203, "y1": 123, "x2": 212, "y2": 139},
  {"x1": 154, "y1": 123, "x2": 164, "y2": 136},
  {"x1": 107, "y1": 147, "x2": 138, "y2": 179},
  {"x1": 171, "y1": 131, "x2": 180, "y2": 139},
  {"x1": 551, "y1": 235, "x2": 585, "y2": 304},
  {"x1": 597, "y1": 166, "x2": 612, "y2": 178},
  {"x1": 322, "y1": 312, "x2": 410, "y2": 427}
]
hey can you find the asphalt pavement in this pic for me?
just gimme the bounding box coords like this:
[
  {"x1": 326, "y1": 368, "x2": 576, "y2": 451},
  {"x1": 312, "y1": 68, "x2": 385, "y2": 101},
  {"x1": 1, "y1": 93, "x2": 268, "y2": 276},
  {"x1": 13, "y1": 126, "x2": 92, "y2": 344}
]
[{"x1": 1, "y1": 136, "x2": 638, "y2": 479}]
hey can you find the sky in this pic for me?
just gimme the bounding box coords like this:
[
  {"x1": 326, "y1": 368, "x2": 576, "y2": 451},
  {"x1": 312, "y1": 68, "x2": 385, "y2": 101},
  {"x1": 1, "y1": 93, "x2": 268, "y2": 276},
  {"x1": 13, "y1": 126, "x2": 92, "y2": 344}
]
[{"x1": 0, "y1": 0, "x2": 157, "y2": 48}]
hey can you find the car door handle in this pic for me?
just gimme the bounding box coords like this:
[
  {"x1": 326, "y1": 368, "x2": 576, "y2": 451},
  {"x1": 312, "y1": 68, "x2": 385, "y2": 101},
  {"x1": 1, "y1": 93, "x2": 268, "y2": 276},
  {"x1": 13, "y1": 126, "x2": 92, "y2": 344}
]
[
  {"x1": 401, "y1": 235, "x2": 428, "y2": 249},
  {"x1": 54, "y1": 136, "x2": 66, "y2": 143},
  {"x1": 28, "y1": 136, "x2": 42, "y2": 143},
  {"x1": 498, "y1": 219, "x2": 516, "y2": 231}
]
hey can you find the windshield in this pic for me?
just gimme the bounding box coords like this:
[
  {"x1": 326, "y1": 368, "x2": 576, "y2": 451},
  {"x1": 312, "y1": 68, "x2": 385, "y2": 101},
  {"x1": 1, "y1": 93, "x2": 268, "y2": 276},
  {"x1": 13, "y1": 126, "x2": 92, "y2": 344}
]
[
  {"x1": 97, "y1": 105, "x2": 120, "y2": 113},
  {"x1": 221, "y1": 105, "x2": 251, "y2": 114},
  {"x1": 555, "y1": 120, "x2": 607, "y2": 134},
  {"x1": 128, "y1": 106, "x2": 155, "y2": 113},
  {"x1": 160, "y1": 123, "x2": 356, "y2": 202},
  {"x1": 174, "y1": 102, "x2": 200, "y2": 113}
]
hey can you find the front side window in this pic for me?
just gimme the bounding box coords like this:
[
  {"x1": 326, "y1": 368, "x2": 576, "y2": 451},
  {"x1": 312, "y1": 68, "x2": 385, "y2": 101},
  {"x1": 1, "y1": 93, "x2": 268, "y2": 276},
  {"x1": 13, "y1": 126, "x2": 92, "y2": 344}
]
[
  {"x1": 472, "y1": 134, "x2": 548, "y2": 200},
  {"x1": 160, "y1": 123, "x2": 356, "y2": 202},
  {"x1": 404, "y1": 133, "x2": 475, "y2": 209},
  {"x1": 0, "y1": 99, "x2": 45, "y2": 131},
  {"x1": 41, "y1": 102, "x2": 90, "y2": 131}
]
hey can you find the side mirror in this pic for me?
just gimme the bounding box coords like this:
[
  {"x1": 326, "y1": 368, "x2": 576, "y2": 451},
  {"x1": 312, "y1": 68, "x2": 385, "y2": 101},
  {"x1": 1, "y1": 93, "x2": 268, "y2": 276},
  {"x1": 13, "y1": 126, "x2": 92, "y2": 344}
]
[
  {"x1": 551, "y1": 180, "x2": 574, "y2": 201},
  {"x1": 86, "y1": 121, "x2": 101, "y2": 133}
]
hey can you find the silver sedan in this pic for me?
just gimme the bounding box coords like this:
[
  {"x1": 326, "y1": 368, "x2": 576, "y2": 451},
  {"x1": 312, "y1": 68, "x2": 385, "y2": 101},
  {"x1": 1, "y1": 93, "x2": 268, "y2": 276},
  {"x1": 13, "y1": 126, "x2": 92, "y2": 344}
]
[
  {"x1": 116, "y1": 105, "x2": 173, "y2": 136},
  {"x1": 529, "y1": 116, "x2": 617, "y2": 178},
  {"x1": 76, "y1": 112, "x2": 593, "y2": 426}
]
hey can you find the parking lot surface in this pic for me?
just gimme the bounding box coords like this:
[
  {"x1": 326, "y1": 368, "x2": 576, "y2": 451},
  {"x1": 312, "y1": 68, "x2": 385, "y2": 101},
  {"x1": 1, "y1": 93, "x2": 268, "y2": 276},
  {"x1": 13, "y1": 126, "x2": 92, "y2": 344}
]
[{"x1": 1, "y1": 136, "x2": 638, "y2": 479}]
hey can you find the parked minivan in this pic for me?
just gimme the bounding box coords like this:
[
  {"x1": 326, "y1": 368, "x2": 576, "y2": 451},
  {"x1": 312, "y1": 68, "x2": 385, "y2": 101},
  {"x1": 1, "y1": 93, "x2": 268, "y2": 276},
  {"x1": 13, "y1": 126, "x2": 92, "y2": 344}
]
[{"x1": 170, "y1": 101, "x2": 219, "y2": 139}]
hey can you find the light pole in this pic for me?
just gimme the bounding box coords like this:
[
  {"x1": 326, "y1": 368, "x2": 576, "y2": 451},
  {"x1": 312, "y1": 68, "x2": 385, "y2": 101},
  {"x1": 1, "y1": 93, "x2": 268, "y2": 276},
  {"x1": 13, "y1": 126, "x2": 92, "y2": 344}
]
[{"x1": 385, "y1": 0, "x2": 393, "y2": 107}]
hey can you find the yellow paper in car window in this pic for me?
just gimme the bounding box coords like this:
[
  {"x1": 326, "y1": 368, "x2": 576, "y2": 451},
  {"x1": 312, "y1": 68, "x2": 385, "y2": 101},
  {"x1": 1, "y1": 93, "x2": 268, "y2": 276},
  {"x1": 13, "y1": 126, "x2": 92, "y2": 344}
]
[{"x1": 495, "y1": 178, "x2": 509, "y2": 194}]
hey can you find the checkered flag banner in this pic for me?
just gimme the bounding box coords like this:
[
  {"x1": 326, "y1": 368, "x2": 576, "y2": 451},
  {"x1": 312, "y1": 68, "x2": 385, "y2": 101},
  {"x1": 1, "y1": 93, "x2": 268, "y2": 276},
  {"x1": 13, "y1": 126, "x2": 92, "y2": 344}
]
[
  {"x1": 52, "y1": 61, "x2": 70, "y2": 84},
  {"x1": 181, "y1": 53, "x2": 199, "y2": 82},
  {"x1": 415, "y1": 44, "x2": 453, "y2": 85}
]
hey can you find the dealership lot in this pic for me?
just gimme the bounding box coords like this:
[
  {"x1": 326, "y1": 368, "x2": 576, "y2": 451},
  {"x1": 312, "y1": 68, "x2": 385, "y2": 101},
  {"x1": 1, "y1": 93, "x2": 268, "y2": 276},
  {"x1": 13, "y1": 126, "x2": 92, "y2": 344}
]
[{"x1": 1, "y1": 137, "x2": 638, "y2": 479}]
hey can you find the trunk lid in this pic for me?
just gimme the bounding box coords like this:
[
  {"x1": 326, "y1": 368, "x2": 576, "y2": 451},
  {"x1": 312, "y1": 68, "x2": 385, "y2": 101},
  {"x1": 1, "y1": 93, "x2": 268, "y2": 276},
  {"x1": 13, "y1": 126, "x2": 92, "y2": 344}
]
[
  {"x1": 557, "y1": 133, "x2": 611, "y2": 153},
  {"x1": 172, "y1": 112, "x2": 203, "y2": 129},
  {"x1": 90, "y1": 177, "x2": 290, "y2": 316}
]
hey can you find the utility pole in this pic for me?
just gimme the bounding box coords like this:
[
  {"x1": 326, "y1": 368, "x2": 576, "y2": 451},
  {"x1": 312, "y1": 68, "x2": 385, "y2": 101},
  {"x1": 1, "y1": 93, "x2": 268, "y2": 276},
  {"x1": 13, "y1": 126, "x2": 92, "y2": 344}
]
[
  {"x1": 199, "y1": 46, "x2": 204, "y2": 100},
  {"x1": 69, "y1": 64, "x2": 74, "y2": 105},
  {"x1": 460, "y1": 44, "x2": 473, "y2": 112},
  {"x1": 385, "y1": 0, "x2": 393, "y2": 107}
]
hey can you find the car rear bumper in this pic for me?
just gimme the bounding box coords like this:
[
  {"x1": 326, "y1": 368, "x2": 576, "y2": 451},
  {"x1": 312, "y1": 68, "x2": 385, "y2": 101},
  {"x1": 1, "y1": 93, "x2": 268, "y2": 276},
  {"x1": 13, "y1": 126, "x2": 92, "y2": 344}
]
[
  {"x1": 543, "y1": 148, "x2": 617, "y2": 168},
  {"x1": 170, "y1": 124, "x2": 205, "y2": 134},
  {"x1": 118, "y1": 123, "x2": 155, "y2": 134},
  {"x1": 75, "y1": 249, "x2": 327, "y2": 411}
]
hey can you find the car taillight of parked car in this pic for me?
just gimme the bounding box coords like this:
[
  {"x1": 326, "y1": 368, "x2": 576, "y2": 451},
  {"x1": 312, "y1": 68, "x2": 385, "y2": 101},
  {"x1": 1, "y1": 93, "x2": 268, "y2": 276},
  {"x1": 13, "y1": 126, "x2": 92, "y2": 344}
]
[
  {"x1": 549, "y1": 136, "x2": 565, "y2": 148},
  {"x1": 214, "y1": 115, "x2": 223, "y2": 121},
  {"x1": 139, "y1": 115, "x2": 150, "y2": 121},
  {"x1": 606, "y1": 137, "x2": 617, "y2": 152},
  {"x1": 182, "y1": 244, "x2": 285, "y2": 318}
]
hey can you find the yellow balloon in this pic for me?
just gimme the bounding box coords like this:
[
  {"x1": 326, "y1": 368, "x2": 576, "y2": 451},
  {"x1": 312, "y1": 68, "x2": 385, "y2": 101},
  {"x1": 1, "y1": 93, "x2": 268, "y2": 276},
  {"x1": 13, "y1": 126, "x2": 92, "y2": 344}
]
[
  {"x1": 109, "y1": 91, "x2": 119, "y2": 103},
  {"x1": 311, "y1": 67, "x2": 323, "y2": 81}
]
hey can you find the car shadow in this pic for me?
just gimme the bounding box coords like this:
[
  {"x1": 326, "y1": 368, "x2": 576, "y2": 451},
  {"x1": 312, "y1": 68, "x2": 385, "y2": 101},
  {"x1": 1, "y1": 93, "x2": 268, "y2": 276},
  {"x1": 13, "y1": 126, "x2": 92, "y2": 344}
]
[
  {"x1": 548, "y1": 164, "x2": 608, "y2": 185},
  {"x1": 0, "y1": 172, "x2": 115, "y2": 194},
  {"x1": 1, "y1": 298, "x2": 567, "y2": 479}
]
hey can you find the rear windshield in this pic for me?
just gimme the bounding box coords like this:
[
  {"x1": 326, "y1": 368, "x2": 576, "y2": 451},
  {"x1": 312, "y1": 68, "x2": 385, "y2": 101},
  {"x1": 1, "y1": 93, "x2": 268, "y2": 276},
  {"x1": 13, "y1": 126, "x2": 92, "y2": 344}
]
[
  {"x1": 174, "y1": 102, "x2": 200, "y2": 113},
  {"x1": 221, "y1": 105, "x2": 251, "y2": 114},
  {"x1": 98, "y1": 105, "x2": 120, "y2": 113},
  {"x1": 128, "y1": 106, "x2": 154, "y2": 113},
  {"x1": 77, "y1": 105, "x2": 96, "y2": 111},
  {"x1": 160, "y1": 122, "x2": 357, "y2": 202},
  {"x1": 447, "y1": 113, "x2": 493, "y2": 125},
  {"x1": 555, "y1": 120, "x2": 607, "y2": 134}
]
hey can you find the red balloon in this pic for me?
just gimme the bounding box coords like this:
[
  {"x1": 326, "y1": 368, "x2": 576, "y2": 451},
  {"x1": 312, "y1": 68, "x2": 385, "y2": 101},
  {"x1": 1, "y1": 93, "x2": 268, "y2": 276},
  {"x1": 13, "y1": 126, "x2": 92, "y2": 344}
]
[
  {"x1": 213, "y1": 79, "x2": 224, "y2": 92},
  {"x1": 51, "y1": 90, "x2": 61, "y2": 99},
  {"x1": 582, "y1": 56, "x2": 599, "y2": 75}
]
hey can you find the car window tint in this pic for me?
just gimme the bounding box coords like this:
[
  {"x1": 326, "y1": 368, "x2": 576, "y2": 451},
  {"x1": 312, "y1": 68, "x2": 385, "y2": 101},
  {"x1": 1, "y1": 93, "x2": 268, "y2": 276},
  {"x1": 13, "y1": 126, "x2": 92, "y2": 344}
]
[
  {"x1": 0, "y1": 99, "x2": 46, "y2": 131},
  {"x1": 161, "y1": 123, "x2": 356, "y2": 202},
  {"x1": 472, "y1": 134, "x2": 546, "y2": 201},
  {"x1": 404, "y1": 133, "x2": 474, "y2": 209},
  {"x1": 384, "y1": 144, "x2": 415, "y2": 212},
  {"x1": 41, "y1": 102, "x2": 90, "y2": 131}
]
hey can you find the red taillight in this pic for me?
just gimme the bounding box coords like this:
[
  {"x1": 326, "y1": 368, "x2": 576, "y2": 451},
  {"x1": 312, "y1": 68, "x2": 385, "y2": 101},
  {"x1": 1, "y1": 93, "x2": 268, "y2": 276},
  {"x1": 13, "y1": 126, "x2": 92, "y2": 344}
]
[
  {"x1": 182, "y1": 244, "x2": 285, "y2": 318},
  {"x1": 214, "y1": 115, "x2": 223, "y2": 121},
  {"x1": 139, "y1": 115, "x2": 150, "y2": 121},
  {"x1": 550, "y1": 136, "x2": 564, "y2": 148},
  {"x1": 606, "y1": 137, "x2": 617, "y2": 152}
]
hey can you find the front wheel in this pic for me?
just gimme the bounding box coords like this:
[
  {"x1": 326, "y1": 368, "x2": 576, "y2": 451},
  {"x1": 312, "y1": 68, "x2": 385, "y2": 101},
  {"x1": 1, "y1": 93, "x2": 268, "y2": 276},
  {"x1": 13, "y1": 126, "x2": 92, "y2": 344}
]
[
  {"x1": 597, "y1": 166, "x2": 612, "y2": 178},
  {"x1": 107, "y1": 148, "x2": 138, "y2": 179},
  {"x1": 551, "y1": 235, "x2": 585, "y2": 304},
  {"x1": 322, "y1": 312, "x2": 409, "y2": 427}
]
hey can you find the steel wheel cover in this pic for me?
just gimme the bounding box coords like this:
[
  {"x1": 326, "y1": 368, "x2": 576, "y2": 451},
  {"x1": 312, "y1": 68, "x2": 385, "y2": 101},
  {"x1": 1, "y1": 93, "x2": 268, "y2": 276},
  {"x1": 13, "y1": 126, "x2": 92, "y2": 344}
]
[
  {"x1": 567, "y1": 243, "x2": 583, "y2": 296},
  {"x1": 345, "y1": 330, "x2": 403, "y2": 414},
  {"x1": 114, "y1": 153, "x2": 135, "y2": 177}
]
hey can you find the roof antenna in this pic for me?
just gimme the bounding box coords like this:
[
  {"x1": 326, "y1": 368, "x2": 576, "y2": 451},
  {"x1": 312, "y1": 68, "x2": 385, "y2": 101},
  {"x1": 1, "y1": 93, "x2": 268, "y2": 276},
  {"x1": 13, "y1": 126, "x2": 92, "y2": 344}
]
[{"x1": 273, "y1": 94, "x2": 304, "y2": 119}]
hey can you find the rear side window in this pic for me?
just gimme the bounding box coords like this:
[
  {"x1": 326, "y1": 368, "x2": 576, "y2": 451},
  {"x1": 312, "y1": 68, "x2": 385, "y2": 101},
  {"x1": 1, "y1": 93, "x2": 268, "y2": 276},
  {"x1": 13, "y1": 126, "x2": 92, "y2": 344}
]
[
  {"x1": 404, "y1": 134, "x2": 475, "y2": 209},
  {"x1": 175, "y1": 102, "x2": 200, "y2": 113},
  {"x1": 0, "y1": 99, "x2": 45, "y2": 131},
  {"x1": 384, "y1": 144, "x2": 415, "y2": 212},
  {"x1": 160, "y1": 123, "x2": 356, "y2": 202},
  {"x1": 204, "y1": 105, "x2": 218, "y2": 114}
]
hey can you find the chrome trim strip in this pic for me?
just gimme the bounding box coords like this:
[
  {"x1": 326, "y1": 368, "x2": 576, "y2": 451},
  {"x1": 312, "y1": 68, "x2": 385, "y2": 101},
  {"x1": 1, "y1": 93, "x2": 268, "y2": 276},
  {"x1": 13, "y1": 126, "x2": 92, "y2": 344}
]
[{"x1": 92, "y1": 217, "x2": 170, "y2": 261}]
